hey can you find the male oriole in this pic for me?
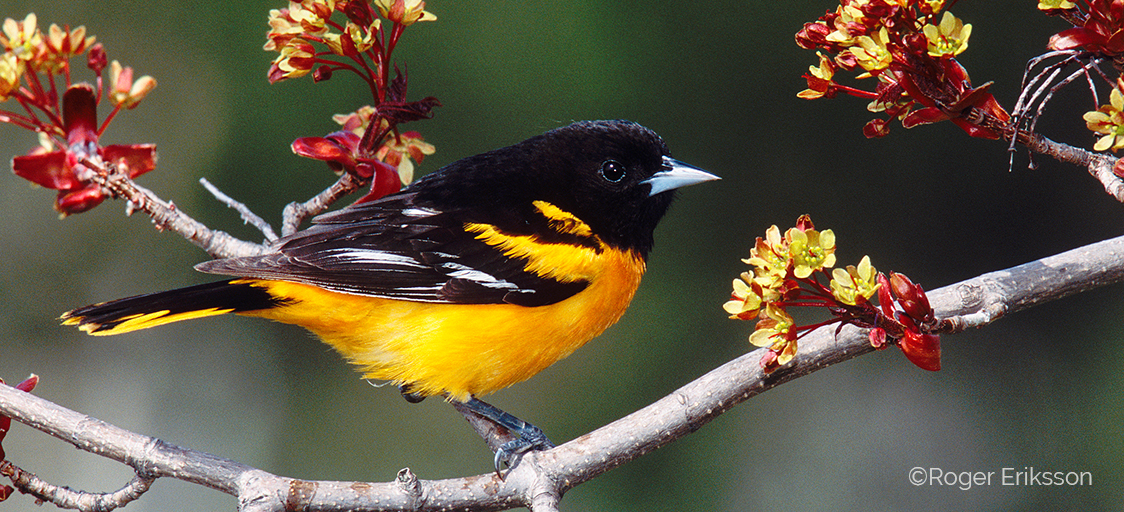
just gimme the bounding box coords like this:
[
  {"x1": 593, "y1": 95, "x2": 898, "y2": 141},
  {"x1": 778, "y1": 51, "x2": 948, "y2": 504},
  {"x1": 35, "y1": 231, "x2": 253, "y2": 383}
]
[{"x1": 62, "y1": 119, "x2": 718, "y2": 466}]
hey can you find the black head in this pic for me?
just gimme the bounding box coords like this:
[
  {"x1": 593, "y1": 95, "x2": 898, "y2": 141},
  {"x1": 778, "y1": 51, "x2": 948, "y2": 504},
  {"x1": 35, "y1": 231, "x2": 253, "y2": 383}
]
[{"x1": 411, "y1": 120, "x2": 717, "y2": 256}]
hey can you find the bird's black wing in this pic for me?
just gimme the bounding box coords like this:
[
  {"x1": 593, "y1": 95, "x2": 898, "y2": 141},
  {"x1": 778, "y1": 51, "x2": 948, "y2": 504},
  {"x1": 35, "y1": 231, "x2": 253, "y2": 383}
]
[{"x1": 195, "y1": 192, "x2": 589, "y2": 307}]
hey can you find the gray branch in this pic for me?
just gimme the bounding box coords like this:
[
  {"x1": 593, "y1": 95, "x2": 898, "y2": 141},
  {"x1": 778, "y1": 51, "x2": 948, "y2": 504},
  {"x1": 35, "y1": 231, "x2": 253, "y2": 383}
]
[{"x1": 2, "y1": 234, "x2": 1123, "y2": 511}]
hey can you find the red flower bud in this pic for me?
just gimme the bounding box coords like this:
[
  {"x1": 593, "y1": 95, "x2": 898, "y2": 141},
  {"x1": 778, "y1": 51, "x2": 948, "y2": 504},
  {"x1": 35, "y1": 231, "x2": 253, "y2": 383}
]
[
  {"x1": 869, "y1": 327, "x2": 887, "y2": 349},
  {"x1": 56, "y1": 184, "x2": 107, "y2": 215},
  {"x1": 354, "y1": 160, "x2": 401, "y2": 204},
  {"x1": 795, "y1": 21, "x2": 832, "y2": 50},
  {"x1": 87, "y1": 43, "x2": 107, "y2": 74},
  {"x1": 794, "y1": 214, "x2": 814, "y2": 232},
  {"x1": 312, "y1": 66, "x2": 334, "y2": 82},
  {"x1": 876, "y1": 273, "x2": 895, "y2": 318},
  {"x1": 899, "y1": 330, "x2": 941, "y2": 371},
  {"x1": 890, "y1": 272, "x2": 934, "y2": 323}
]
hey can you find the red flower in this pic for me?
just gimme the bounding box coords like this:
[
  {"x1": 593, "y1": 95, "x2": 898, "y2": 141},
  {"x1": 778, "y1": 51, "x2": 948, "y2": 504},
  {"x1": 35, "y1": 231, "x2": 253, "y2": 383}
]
[
  {"x1": 291, "y1": 129, "x2": 402, "y2": 203},
  {"x1": 10, "y1": 84, "x2": 155, "y2": 215},
  {"x1": 1048, "y1": 0, "x2": 1124, "y2": 55}
]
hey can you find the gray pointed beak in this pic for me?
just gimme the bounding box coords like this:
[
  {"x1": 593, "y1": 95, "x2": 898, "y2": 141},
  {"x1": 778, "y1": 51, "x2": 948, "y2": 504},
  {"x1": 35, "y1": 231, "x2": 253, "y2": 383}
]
[{"x1": 643, "y1": 156, "x2": 720, "y2": 196}]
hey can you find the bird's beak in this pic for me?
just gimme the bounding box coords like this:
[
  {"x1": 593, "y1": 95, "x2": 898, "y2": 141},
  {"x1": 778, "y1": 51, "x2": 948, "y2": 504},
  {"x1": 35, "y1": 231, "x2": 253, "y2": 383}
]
[{"x1": 644, "y1": 156, "x2": 720, "y2": 197}]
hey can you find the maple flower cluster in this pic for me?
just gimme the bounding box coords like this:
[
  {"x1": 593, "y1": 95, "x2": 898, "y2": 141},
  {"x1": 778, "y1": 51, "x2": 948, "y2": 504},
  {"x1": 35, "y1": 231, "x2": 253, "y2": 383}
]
[
  {"x1": 796, "y1": 0, "x2": 1010, "y2": 139},
  {"x1": 1041, "y1": 1, "x2": 1124, "y2": 157},
  {"x1": 266, "y1": 0, "x2": 440, "y2": 202},
  {"x1": 0, "y1": 13, "x2": 156, "y2": 215},
  {"x1": 724, "y1": 215, "x2": 940, "y2": 373}
]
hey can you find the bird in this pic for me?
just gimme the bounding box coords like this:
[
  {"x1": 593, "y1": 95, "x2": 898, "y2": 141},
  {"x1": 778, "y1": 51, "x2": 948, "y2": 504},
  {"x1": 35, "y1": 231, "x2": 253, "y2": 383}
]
[{"x1": 62, "y1": 119, "x2": 718, "y2": 469}]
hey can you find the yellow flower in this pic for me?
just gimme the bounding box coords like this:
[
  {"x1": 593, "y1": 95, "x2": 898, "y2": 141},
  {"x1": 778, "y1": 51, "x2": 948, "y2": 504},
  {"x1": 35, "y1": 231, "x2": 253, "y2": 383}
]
[
  {"x1": 264, "y1": 1, "x2": 334, "y2": 53},
  {"x1": 37, "y1": 23, "x2": 96, "y2": 74},
  {"x1": 376, "y1": 131, "x2": 435, "y2": 184},
  {"x1": 107, "y1": 60, "x2": 157, "y2": 109},
  {"x1": 798, "y1": 52, "x2": 837, "y2": 100},
  {"x1": 786, "y1": 225, "x2": 836, "y2": 279},
  {"x1": 332, "y1": 105, "x2": 378, "y2": 135},
  {"x1": 923, "y1": 11, "x2": 971, "y2": 57},
  {"x1": 723, "y1": 272, "x2": 766, "y2": 320},
  {"x1": 921, "y1": 0, "x2": 947, "y2": 12},
  {"x1": 1037, "y1": 0, "x2": 1076, "y2": 10},
  {"x1": 830, "y1": 255, "x2": 880, "y2": 306},
  {"x1": 825, "y1": 6, "x2": 865, "y2": 46},
  {"x1": 45, "y1": 24, "x2": 93, "y2": 57},
  {"x1": 323, "y1": 20, "x2": 381, "y2": 55},
  {"x1": 1084, "y1": 83, "x2": 1124, "y2": 152},
  {"x1": 271, "y1": 38, "x2": 317, "y2": 80},
  {"x1": 744, "y1": 225, "x2": 792, "y2": 293},
  {"x1": 848, "y1": 27, "x2": 893, "y2": 73},
  {"x1": 0, "y1": 52, "x2": 23, "y2": 101},
  {"x1": 749, "y1": 303, "x2": 798, "y2": 365},
  {"x1": 374, "y1": 0, "x2": 437, "y2": 26},
  {"x1": 2, "y1": 13, "x2": 44, "y2": 64}
]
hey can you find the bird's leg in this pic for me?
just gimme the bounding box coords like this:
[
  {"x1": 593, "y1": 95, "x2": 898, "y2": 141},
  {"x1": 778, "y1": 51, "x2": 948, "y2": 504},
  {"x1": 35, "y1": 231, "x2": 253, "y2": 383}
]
[
  {"x1": 398, "y1": 385, "x2": 426, "y2": 403},
  {"x1": 452, "y1": 396, "x2": 555, "y2": 475}
]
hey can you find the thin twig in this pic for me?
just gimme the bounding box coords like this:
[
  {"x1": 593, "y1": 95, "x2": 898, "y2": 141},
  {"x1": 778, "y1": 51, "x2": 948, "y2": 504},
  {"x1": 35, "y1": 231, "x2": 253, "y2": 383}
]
[
  {"x1": 199, "y1": 178, "x2": 279, "y2": 242},
  {"x1": 969, "y1": 111, "x2": 1124, "y2": 202},
  {"x1": 86, "y1": 162, "x2": 272, "y2": 259},
  {"x1": 0, "y1": 461, "x2": 153, "y2": 511},
  {"x1": 281, "y1": 172, "x2": 365, "y2": 236}
]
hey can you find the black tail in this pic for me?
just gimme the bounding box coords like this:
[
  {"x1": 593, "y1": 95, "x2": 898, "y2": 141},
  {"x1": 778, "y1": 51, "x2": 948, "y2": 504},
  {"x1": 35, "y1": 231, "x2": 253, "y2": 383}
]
[{"x1": 62, "y1": 279, "x2": 286, "y2": 335}]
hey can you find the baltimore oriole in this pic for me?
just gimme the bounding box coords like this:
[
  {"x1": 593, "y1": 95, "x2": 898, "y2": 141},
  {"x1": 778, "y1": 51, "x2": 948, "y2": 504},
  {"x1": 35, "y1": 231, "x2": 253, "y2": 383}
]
[{"x1": 62, "y1": 119, "x2": 718, "y2": 467}]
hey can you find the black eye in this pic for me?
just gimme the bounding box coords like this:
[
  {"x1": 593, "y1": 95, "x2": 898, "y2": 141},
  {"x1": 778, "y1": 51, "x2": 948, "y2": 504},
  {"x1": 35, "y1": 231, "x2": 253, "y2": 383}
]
[{"x1": 599, "y1": 160, "x2": 626, "y2": 183}]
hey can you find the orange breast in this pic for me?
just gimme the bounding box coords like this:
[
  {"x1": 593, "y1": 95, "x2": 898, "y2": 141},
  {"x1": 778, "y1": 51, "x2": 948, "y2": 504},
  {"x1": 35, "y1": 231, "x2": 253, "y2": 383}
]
[{"x1": 242, "y1": 247, "x2": 645, "y2": 400}]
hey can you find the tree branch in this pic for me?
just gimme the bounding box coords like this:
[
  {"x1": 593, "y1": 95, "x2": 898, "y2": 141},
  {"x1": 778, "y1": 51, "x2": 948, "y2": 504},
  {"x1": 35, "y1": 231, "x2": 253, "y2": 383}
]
[
  {"x1": 3, "y1": 233, "x2": 1124, "y2": 511},
  {"x1": 969, "y1": 109, "x2": 1124, "y2": 202},
  {"x1": 88, "y1": 163, "x2": 272, "y2": 259},
  {"x1": 281, "y1": 172, "x2": 365, "y2": 236}
]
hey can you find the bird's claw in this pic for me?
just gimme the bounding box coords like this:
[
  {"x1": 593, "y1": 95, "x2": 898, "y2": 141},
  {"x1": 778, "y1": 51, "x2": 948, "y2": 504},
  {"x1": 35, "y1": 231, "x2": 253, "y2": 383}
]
[{"x1": 492, "y1": 424, "x2": 555, "y2": 475}]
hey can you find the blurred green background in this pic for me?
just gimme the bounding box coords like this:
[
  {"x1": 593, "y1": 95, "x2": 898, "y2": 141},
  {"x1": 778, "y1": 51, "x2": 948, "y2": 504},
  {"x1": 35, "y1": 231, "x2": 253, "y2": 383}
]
[{"x1": 2, "y1": 1, "x2": 1122, "y2": 510}]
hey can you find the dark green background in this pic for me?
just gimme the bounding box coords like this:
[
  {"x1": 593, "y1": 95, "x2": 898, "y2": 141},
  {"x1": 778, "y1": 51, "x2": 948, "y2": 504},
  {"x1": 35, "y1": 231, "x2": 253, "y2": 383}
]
[{"x1": 1, "y1": 1, "x2": 1121, "y2": 510}]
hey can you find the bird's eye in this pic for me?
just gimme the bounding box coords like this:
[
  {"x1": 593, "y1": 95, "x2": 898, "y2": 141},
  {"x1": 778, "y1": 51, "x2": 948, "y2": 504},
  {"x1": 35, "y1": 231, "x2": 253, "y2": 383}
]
[{"x1": 599, "y1": 160, "x2": 626, "y2": 183}]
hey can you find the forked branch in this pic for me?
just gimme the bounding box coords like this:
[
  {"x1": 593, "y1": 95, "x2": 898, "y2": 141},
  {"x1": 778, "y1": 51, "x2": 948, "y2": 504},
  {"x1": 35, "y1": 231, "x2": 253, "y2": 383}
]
[{"x1": 3, "y1": 233, "x2": 1124, "y2": 511}]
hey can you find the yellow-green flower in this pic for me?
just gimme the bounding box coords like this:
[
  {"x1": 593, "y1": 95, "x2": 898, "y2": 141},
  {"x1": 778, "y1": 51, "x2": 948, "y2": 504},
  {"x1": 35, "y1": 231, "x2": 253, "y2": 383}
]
[
  {"x1": 1037, "y1": 0, "x2": 1076, "y2": 10},
  {"x1": 375, "y1": 0, "x2": 436, "y2": 26},
  {"x1": 1084, "y1": 84, "x2": 1124, "y2": 152},
  {"x1": 724, "y1": 272, "x2": 773, "y2": 320},
  {"x1": 375, "y1": 131, "x2": 434, "y2": 184},
  {"x1": 798, "y1": 52, "x2": 837, "y2": 100},
  {"x1": 848, "y1": 27, "x2": 892, "y2": 73},
  {"x1": 830, "y1": 255, "x2": 880, "y2": 306},
  {"x1": 0, "y1": 52, "x2": 23, "y2": 101},
  {"x1": 745, "y1": 225, "x2": 790, "y2": 288},
  {"x1": 786, "y1": 226, "x2": 836, "y2": 279},
  {"x1": 107, "y1": 60, "x2": 156, "y2": 109},
  {"x1": 1, "y1": 13, "x2": 44, "y2": 64},
  {"x1": 750, "y1": 303, "x2": 798, "y2": 365},
  {"x1": 825, "y1": 5, "x2": 867, "y2": 47},
  {"x1": 921, "y1": 0, "x2": 947, "y2": 13},
  {"x1": 923, "y1": 11, "x2": 971, "y2": 57},
  {"x1": 323, "y1": 20, "x2": 381, "y2": 55}
]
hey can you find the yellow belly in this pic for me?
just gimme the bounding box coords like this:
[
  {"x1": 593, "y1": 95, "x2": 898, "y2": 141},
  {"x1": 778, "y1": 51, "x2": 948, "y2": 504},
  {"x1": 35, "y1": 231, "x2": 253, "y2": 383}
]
[{"x1": 241, "y1": 249, "x2": 645, "y2": 401}]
